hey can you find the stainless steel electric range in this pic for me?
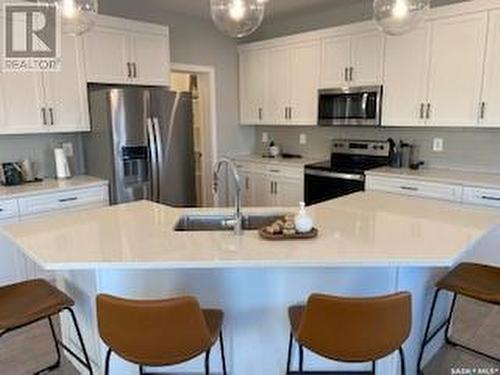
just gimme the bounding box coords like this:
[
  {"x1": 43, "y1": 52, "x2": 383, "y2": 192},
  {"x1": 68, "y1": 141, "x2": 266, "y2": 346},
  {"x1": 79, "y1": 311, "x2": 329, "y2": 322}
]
[{"x1": 304, "y1": 139, "x2": 391, "y2": 206}]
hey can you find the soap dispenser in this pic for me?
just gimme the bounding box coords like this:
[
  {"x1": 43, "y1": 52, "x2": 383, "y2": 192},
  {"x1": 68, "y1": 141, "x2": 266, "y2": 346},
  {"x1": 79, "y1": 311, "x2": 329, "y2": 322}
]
[{"x1": 295, "y1": 202, "x2": 313, "y2": 233}]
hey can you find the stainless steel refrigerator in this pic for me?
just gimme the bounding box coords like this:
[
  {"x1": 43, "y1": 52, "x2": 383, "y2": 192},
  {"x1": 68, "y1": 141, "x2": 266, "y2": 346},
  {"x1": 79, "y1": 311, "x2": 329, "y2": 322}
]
[{"x1": 83, "y1": 84, "x2": 197, "y2": 206}]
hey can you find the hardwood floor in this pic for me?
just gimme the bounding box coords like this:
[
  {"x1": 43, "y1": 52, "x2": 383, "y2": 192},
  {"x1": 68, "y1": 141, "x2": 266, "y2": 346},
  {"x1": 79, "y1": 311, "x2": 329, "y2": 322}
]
[{"x1": 0, "y1": 297, "x2": 498, "y2": 374}]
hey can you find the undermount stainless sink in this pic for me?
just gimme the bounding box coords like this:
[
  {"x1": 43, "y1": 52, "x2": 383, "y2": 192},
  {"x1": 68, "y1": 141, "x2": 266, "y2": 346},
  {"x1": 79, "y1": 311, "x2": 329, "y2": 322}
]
[{"x1": 174, "y1": 213, "x2": 287, "y2": 232}]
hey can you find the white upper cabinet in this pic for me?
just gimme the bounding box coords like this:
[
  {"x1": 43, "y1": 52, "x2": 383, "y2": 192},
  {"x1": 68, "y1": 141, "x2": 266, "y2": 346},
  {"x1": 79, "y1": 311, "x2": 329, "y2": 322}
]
[
  {"x1": 289, "y1": 41, "x2": 320, "y2": 125},
  {"x1": 129, "y1": 32, "x2": 170, "y2": 86},
  {"x1": 83, "y1": 27, "x2": 130, "y2": 84},
  {"x1": 320, "y1": 35, "x2": 351, "y2": 88},
  {"x1": 350, "y1": 30, "x2": 384, "y2": 86},
  {"x1": 320, "y1": 30, "x2": 384, "y2": 88},
  {"x1": 239, "y1": 41, "x2": 319, "y2": 126},
  {"x1": 239, "y1": 48, "x2": 269, "y2": 125},
  {"x1": 268, "y1": 47, "x2": 291, "y2": 124},
  {"x1": 43, "y1": 35, "x2": 90, "y2": 132},
  {"x1": 84, "y1": 19, "x2": 170, "y2": 86},
  {"x1": 427, "y1": 13, "x2": 488, "y2": 126},
  {"x1": 480, "y1": 9, "x2": 500, "y2": 127},
  {"x1": 0, "y1": 72, "x2": 46, "y2": 134},
  {"x1": 382, "y1": 24, "x2": 431, "y2": 126}
]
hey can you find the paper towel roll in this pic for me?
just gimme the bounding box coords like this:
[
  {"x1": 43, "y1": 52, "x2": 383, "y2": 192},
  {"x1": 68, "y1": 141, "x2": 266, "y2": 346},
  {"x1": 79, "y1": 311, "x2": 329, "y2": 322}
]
[{"x1": 54, "y1": 148, "x2": 71, "y2": 179}]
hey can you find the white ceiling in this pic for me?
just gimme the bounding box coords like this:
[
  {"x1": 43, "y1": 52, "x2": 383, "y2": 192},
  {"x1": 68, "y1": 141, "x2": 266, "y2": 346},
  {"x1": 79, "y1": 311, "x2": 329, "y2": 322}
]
[{"x1": 134, "y1": 0, "x2": 356, "y2": 20}]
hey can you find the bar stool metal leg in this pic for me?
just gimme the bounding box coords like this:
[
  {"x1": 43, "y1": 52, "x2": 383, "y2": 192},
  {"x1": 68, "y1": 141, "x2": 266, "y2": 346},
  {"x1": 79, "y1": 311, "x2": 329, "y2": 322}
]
[
  {"x1": 417, "y1": 288, "x2": 442, "y2": 375},
  {"x1": 65, "y1": 307, "x2": 94, "y2": 374},
  {"x1": 299, "y1": 345, "x2": 304, "y2": 374},
  {"x1": 204, "y1": 348, "x2": 211, "y2": 375},
  {"x1": 219, "y1": 331, "x2": 227, "y2": 375},
  {"x1": 372, "y1": 360, "x2": 376, "y2": 375},
  {"x1": 104, "y1": 348, "x2": 112, "y2": 375},
  {"x1": 399, "y1": 347, "x2": 406, "y2": 375},
  {"x1": 286, "y1": 332, "x2": 293, "y2": 374}
]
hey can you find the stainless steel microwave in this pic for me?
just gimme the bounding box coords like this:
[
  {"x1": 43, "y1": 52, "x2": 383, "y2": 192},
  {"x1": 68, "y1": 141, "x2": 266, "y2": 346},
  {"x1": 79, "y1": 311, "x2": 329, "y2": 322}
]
[{"x1": 318, "y1": 85, "x2": 383, "y2": 126}]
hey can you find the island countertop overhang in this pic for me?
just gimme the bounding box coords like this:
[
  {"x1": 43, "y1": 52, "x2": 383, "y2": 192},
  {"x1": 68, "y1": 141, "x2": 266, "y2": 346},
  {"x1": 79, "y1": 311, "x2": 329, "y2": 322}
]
[{"x1": 2, "y1": 191, "x2": 500, "y2": 271}]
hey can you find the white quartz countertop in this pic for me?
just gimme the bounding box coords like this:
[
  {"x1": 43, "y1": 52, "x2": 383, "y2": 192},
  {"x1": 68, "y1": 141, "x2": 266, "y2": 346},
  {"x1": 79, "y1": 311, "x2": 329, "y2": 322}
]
[
  {"x1": 231, "y1": 154, "x2": 320, "y2": 168},
  {"x1": 0, "y1": 176, "x2": 108, "y2": 199},
  {"x1": 3, "y1": 192, "x2": 500, "y2": 270},
  {"x1": 367, "y1": 167, "x2": 500, "y2": 189}
]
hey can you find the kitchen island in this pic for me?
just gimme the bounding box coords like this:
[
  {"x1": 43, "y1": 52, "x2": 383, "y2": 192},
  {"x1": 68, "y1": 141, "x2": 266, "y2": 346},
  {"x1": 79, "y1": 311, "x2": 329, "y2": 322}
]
[{"x1": 2, "y1": 191, "x2": 500, "y2": 375}]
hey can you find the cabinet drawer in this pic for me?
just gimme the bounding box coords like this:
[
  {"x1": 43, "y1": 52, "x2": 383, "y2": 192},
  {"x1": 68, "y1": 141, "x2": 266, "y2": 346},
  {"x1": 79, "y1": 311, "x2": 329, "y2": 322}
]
[
  {"x1": 0, "y1": 199, "x2": 19, "y2": 220},
  {"x1": 463, "y1": 187, "x2": 500, "y2": 208},
  {"x1": 18, "y1": 186, "x2": 108, "y2": 217},
  {"x1": 366, "y1": 176, "x2": 462, "y2": 202},
  {"x1": 264, "y1": 165, "x2": 303, "y2": 179}
]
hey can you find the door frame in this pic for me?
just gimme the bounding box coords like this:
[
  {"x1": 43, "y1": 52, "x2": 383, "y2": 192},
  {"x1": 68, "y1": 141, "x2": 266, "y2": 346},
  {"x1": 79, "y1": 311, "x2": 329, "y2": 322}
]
[{"x1": 171, "y1": 63, "x2": 218, "y2": 207}]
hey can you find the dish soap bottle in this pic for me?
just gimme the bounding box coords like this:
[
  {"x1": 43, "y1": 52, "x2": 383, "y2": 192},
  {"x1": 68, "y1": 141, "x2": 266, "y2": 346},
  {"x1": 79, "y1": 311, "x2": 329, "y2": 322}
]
[{"x1": 295, "y1": 202, "x2": 313, "y2": 233}]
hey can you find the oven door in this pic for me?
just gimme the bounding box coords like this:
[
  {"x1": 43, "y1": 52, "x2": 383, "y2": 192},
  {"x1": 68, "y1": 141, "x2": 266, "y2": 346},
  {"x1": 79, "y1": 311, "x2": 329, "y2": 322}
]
[
  {"x1": 305, "y1": 169, "x2": 365, "y2": 206},
  {"x1": 318, "y1": 86, "x2": 382, "y2": 126}
]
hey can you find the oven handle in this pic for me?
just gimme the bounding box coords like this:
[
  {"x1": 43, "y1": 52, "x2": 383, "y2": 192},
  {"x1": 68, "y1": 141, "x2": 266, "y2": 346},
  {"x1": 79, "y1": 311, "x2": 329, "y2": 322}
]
[{"x1": 305, "y1": 169, "x2": 365, "y2": 182}]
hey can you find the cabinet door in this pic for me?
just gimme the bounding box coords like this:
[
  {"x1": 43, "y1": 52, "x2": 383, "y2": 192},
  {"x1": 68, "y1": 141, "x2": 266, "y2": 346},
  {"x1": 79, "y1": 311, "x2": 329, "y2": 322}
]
[
  {"x1": 351, "y1": 30, "x2": 384, "y2": 86},
  {"x1": 289, "y1": 42, "x2": 320, "y2": 125},
  {"x1": 239, "y1": 48, "x2": 269, "y2": 125},
  {"x1": 427, "y1": 13, "x2": 488, "y2": 126},
  {"x1": 383, "y1": 24, "x2": 431, "y2": 126},
  {"x1": 275, "y1": 177, "x2": 304, "y2": 207},
  {"x1": 130, "y1": 32, "x2": 170, "y2": 86},
  {"x1": 43, "y1": 35, "x2": 89, "y2": 132},
  {"x1": 239, "y1": 171, "x2": 254, "y2": 206},
  {"x1": 320, "y1": 35, "x2": 351, "y2": 88},
  {"x1": 480, "y1": 9, "x2": 500, "y2": 127},
  {"x1": 83, "y1": 27, "x2": 131, "y2": 84},
  {"x1": 253, "y1": 173, "x2": 274, "y2": 207},
  {"x1": 0, "y1": 71, "x2": 46, "y2": 134},
  {"x1": 268, "y1": 47, "x2": 291, "y2": 124}
]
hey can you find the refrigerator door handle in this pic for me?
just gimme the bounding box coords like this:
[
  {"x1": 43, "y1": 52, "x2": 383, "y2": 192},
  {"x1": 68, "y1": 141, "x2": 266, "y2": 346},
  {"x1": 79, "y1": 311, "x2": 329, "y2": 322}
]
[
  {"x1": 152, "y1": 116, "x2": 163, "y2": 202},
  {"x1": 146, "y1": 117, "x2": 159, "y2": 202}
]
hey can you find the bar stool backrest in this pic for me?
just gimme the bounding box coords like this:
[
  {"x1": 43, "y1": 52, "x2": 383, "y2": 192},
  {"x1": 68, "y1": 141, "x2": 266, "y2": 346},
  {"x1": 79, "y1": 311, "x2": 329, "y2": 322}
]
[
  {"x1": 297, "y1": 292, "x2": 411, "y2": 362},
  {"x1": 97, "y1": 294, "x2": 212, "y2": 366}
]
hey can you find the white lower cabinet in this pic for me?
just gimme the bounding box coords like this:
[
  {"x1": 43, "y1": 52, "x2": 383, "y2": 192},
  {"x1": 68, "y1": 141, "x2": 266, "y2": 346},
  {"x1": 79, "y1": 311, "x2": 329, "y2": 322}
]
[
  {"x1": 462, "y1": 187, "x2": 500, "y2": 208},
  {"x1": 235, "y1": 161, "x2": 304, "y2": 207},
  {"x1": 0, "y1": 185, "x2": 109, "y2": 287},
  {"x1": 366, "y1": 176, "x2": 463, "y2": 202}
]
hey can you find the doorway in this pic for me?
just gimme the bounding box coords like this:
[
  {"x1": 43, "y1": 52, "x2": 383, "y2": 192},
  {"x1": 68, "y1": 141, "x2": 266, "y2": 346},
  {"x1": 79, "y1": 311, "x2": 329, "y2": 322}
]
[{"x1": 170, "y1": 64, "x2": 218, "y2": 207}]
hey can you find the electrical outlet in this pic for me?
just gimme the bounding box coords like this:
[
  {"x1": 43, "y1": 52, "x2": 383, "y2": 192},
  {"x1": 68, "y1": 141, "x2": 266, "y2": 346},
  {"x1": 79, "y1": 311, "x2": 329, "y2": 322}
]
[
  {"x1": 62, "y1": 142, "x2": 74, "y2": 157},
  {"x1": 433, "y1": 138, "x2": 444, "y2": 153},
  {"x1": 262, "y1": 132, "x2": 269, "y2": 143},
  {"x1": 299, "y1": 133, "x2": 307, "y2": 145}
]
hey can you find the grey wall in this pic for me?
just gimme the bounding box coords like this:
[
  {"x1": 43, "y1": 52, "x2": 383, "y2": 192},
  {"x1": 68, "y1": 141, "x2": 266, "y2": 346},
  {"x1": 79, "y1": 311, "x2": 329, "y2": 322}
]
[
  {"x1": 99, "y1": 0, "x2": 254, "y2": 158},
  {"x1": 0, "y1": 134, "x2": 84, "y2": 178},
  {"x1": 249, "y1": 0, "x2": 500, "y2": 173}
]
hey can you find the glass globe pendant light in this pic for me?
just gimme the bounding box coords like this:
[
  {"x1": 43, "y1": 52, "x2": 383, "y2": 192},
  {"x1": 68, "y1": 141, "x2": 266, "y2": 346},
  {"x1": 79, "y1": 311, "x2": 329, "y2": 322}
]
[
  {"x1": 210, "y1": 0, "x2": 266, "y2": 38},
  {"x1": 373, "y1": 0, "x2": 430, "y2": 36},
  {"x1": 52, "y1": 0, "x2": 99, "y2": 36}
]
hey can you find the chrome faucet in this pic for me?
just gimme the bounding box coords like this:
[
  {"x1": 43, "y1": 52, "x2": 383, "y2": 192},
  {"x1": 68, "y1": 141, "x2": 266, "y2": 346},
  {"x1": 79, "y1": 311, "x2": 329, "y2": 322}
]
[{"x1": 213, "y1": 158, "x2": 243, "y2": 235}]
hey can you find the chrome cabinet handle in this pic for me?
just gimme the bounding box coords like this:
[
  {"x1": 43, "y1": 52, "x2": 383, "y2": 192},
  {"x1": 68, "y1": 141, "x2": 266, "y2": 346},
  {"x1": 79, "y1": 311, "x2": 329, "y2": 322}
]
[
  {"x1": 426, "y1": 103, "x2": 431, "y2": 119},
  {"x1": 258, "y1": 107, "x2": 263, "y2": 120},
  {"x1": 344, "y1": 67, "x2": 349, "y2": 82},
  {"x1": 420, "y1": 103, "x2": 425, "y2": 119},
  {"x1": 401, "y1": 186, "x2": 419, "y2": 192},
  {"x1": 275, "y1": 181, "x2": 278, "y2": 195},
  {"x1": 284, "y1": 107, "x2": 288, "y2": 120},
  {"x1": 132, "y1": 63, "x2": 137, "y2": 78},
  {"x1": 481, "y1": 195, "x2": 500, "y2": 201},
  {"x1": 41, "y1": 108, "x2": 47, "y2": 125},
  {"x1": 289, "y1": 107, "x2": 293, "y2": 120},
  {"x1": 58, "y1": 197, "x2": 78, "y2": 203},
  {"x1": 349, "y1": 67, "x2": 354, "y2": 82},
  {"x1": 49, "y1": 108, "x2": 54, "y2": 125},
  {"x1": 0, "y1": 208, "x2": 4, "y2": 212},
  {"x1": 270, "y1": 181, "x2": 274, "y2": 194},
  {"x1": 269, "y1": 169, "x2": 281, "y2": 173},
  {"x1": 127, "y1": 62, "x2": 132, "y2": 78},
  {"x1": 245, "y1": 177, "x2": 250, "y2": 190},
  {"x1": 480, "y1": 102, "x2": 486, "y2": 120}
]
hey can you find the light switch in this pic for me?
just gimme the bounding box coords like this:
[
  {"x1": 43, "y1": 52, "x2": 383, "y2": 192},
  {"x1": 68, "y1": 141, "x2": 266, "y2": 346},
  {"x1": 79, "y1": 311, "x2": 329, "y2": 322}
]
[
  {"x1": 62, "y1": 142, "x2": 74, "y2": 157},
  {"x1": 299, "y1": 134, "x2": 307, "y2": 145},
  {"x1": 262, "y1": 132, "x2": 269, "y2": 143},
  {"x1": 433, "y1": 138, "x2": 444, "y2": 153}
]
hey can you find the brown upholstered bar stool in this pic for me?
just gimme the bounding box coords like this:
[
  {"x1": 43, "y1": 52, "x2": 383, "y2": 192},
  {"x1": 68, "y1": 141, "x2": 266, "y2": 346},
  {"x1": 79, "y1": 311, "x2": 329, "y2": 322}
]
[
  {"x1": 417, "y1": 263, "x2": 500, "y2": 374},
  {"x1": 0, "y1": 279, "x2": 93, "y2": 374},
  {"x1": 97, "y1": 294, "x2": 227, "y2": 375},
  {"x1": 286, "y1": 292, "x2": 412, "y2": 375}
]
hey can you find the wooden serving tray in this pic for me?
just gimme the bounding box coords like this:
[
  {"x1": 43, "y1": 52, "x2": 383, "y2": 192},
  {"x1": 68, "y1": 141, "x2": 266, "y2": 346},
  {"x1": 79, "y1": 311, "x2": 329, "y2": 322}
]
[{"x1": 258, "y1": 228, "x2": 319, "y2": 240}]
